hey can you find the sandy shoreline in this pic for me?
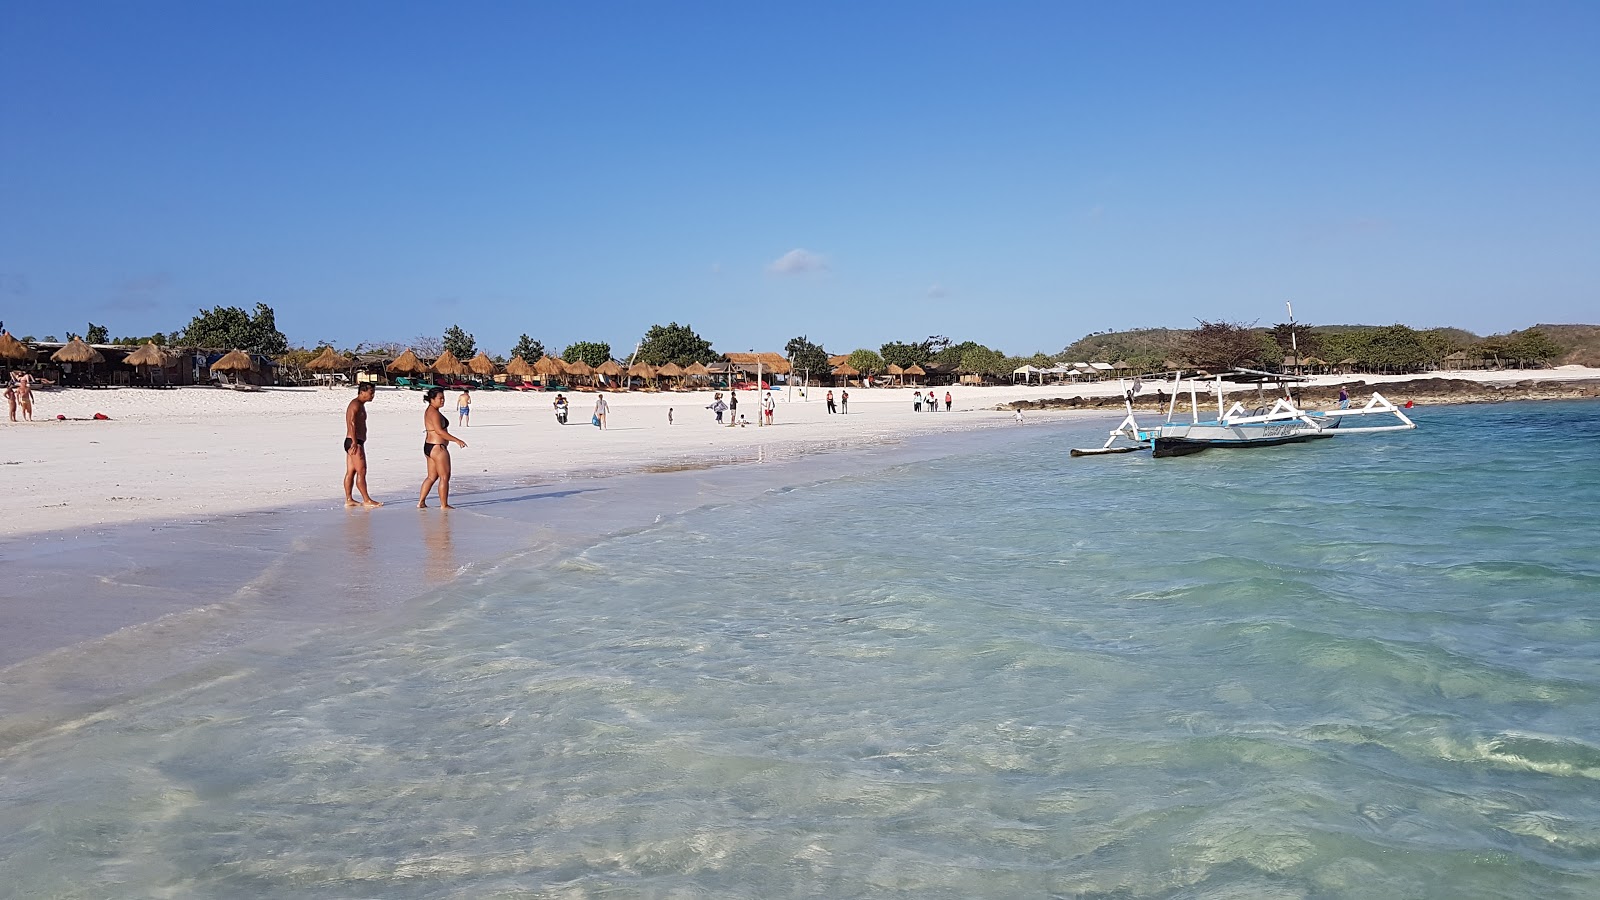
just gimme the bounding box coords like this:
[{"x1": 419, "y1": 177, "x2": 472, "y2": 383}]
[{"x1": 5, "y1": 367, "x2": 1597, "y2": 539}]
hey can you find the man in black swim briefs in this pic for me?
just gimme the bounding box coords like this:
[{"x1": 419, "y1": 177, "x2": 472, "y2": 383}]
[{"x1": 344, "y1": 382, "x2": 382, "y2": 508}]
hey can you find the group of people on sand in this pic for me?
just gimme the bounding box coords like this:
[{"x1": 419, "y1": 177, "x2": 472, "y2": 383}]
[
  {"x1": 342, "y1": 384, "x2": 468, "y2": 510},
  {"x1": 913, "y1": 390, "x2": 953, "y2": 412},
  {"x1": 5, "y1": 371, "x2": 35, "y2": 422}
]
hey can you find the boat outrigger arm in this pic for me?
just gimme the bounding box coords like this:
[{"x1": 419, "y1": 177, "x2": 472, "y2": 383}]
[{"x1": 1071, "y1": 369, "x2": 1418, "y2": 458}]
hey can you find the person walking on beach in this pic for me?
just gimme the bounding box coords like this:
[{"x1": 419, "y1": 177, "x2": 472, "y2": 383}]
[
  {"x1": 840, "y1": 389, "x2": 848, "y2": 413},
  {"x1": 1338, "y1": 386, "x2": 1350, "y2": 409},
  {"x1": 762, "y1": 392, "x2": 775, "y2": 425},
  {"x1": 343, "y1": 382, "x2": 383, "y2": 508},
  {"x1": 15, "y1": 371, "x2": 32, "y2": 421},
  {"x1": 668, "y1": 407, "x2": 674, "y2": 426},
  {"x1": 826, "y1": 390, "x2": 836, "y2": 414},
  {"x1": 707, "y1": 393, "x2": 727, "y2": 424},
  {"x1": 593, "y1": 393, "x2": 610, "y2": 429},
  {"x1": 419, "y1": 387, "x2": 467, "y2": 509},
  {"x1": 456, "y1": 389, "x2": 471, "y2": 427},
  {"x1": 944, "y1": 391, "x2": 953, "y2": 411}
]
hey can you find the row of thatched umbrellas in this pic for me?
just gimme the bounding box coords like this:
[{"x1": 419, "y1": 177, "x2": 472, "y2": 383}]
[{"x1": 374, "y1": 349, "x2": 712, "y2": 386}]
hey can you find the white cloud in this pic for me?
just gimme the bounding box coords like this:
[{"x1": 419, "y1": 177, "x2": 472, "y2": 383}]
[{"x1": 768, "y1": 248, "x2": 828, "y2": 275}]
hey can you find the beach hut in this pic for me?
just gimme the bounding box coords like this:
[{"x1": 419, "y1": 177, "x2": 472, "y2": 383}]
[
  {"x1": 626, "y1": 361, "x2": 657, "y2": 390},
  {"x1": 386, "y1": 349, "x2": 429, "y2": 380},
  {"x1": 0, "y1": 331, "x2": 32, "y2": 363},
  {"x1": 594, "y1": 359, "x2": 623, "y2": 388},
  {"x1": 831, "y1": 362, "x2": 859, "y2": 386},
  {"x1": 904, "y1": 363, "x2": 926, "y2": 386},
  {"x1": 684, "y1": 361, "x2": 710, "y2": 388},
  {"x1": 304, "y1": 346, "x2": 354, "y2": 387},
  {"x1": 532, "y1": 355, "x2": 566, "y2": 388},
  {"x1": 430, "y1": 349, "x2": 468, "y2": 380},
  {"x1": 657, "y1": 361, "x2": 684, "y2": 389},
  {"x1": 209, "y1": 349, "x2": 256, "y2": 386},
  {"x1": 563, "y1": 358, "x2": 594, "y2": 388},
  {"x1": 1442, "y1": 350, "x2": 1470, "y2": 371},
  {"x1": 887, "y1": 363, "x2": 905, "y2": 385},
  {"x1": 504, "y1": 355, "x2": 535, "y2": 386},
  {"x1": 1336, "y1": 358, "x2": 1358, "y2": 375},
  {"x1": 467, "y1": 352, "x2": 498, "y2": 381},
  {"x1": 53, "y1": 337, "x2": 107, "y2": 386},
  {"x1": 122, "y1": 341, "x2": 177, "y2": 386}
]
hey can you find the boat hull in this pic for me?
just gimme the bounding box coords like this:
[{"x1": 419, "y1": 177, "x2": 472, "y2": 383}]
[{"x1": 1150, "y1": 420, "x2": 1334, "y2": 458}]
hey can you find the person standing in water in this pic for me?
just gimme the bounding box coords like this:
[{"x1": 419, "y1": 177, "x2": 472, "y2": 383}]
[
  {"x1": 593, "y1": 392, "x2": 610, "y2": 429},
  {"x1": 419, "y1": 388, "x2": 467, "y2": 509},
  {"x1": 456, "y1": 388, "x2": 471, "y2": 426},
  {"x1": 343, "y1": 382, "x2": 382, "y2": 508}
]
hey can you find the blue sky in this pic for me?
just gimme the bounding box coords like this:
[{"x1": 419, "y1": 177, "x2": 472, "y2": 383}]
[{"x1": 2, "y1": 1, "x2": 1596, "y2": 357}]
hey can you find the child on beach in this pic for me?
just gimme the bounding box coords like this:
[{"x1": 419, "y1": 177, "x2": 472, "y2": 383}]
[{"x1": 668, "y1": 407, "x2": 674, "y2": 425}]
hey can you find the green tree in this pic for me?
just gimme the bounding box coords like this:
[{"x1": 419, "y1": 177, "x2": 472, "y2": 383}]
[
  {"x1": 636, "y1": 322, "x2": 718, "y2": 366},
  {"x1": 85, "y1": 323, "x2": 109, "y2": 343},
  {"x1": 846, "y1": 348, "x2": 884, "y2": 374},
  {"x1": 442, "y1": 324, "x2": 476, "y2": 359},
  {"x1": 510, "y1": 334, "x2": 546, "y2": 364},
  {"x1": 784, "y1": 335, "x2": 830, "y2": 383},
  {"x1": 931, "y1": 340, "x2": 985, "y2": 369},
  {"x1": 879, "y1": 340, "x2": 932, "y2": 369},
  {"x1": 1505, "y1": 329, "x2": 1564, "y2": 365},
  {"x1": 179, "y1": 303, "x2": 288, "y2": 355},
  {"x1": 562, "y1": 341, "x2": 612, "y2": 367},
  {"x1": 959, "y1": 346, "x2": 1009, "y2": 377},
  {"x1": 1361, "y1": 325, "x2": 1431, "y2": 372},
  {"x1": 1268, "y1": 321, "x2": 1320, "y2": 360},
  {"x1": 111, "y1": 331, "x2": 168, "y2": 346}
]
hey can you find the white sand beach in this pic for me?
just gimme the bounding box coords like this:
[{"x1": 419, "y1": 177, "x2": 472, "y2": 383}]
[{"x1": 5, "y1": 368, "x2": 1597, "y2": 539}]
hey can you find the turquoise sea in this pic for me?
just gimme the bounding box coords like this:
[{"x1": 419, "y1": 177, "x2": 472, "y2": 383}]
[{"x1": 3, "y1": 401, "x2": 1600, "y2": 898}]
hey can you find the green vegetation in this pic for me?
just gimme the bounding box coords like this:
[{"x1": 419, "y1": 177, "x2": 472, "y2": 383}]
[
  {"x1": 179, "y1": 303, "x2": 288, "y2": 356},
  {"x1": 846, "y1": 348, "x2": 884, "y2": 374},
  {"x1": 441, "y1": 324, "x2": 476, "y2": 359},
  {"x1": 784, "y1": 335, "x2": 831, "y2": 382},
  {"x1": 635, "y1": 322, "x2": 719, "y2": 366},
  {"x1": 510, "y1": 334, "x2": 545, "y2": 364},
  {"x1": 562, "y1": 340, "x2": 612, "y2": 367}
]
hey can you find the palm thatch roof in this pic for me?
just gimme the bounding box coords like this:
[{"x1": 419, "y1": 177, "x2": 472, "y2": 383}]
[
  {"x1": 0, "y1": 332, "x2": 32, "y2": 361},
  {"x1": 505, "y1": 356, "x2": 535, "y2": 377},
  {"x1": 657, "y1": 362, "x2": 684, "y2": 377},
  {"x1": 122, "y1": 342, "x2": 173, "y2": 367},
  {"x1": 886, "y1": 363, "x2": 904, "y2": 375},
  {"x1": 430, "y1": 349, "x2": 468, "y2": 376},
  {"x1": 685, "y1": 361, "x2": 710, "y2": 377},
  {"x1": 210, "y1": 349, "x2": 255, "y2": 372},
  {"x1": 724, "y1": 352, "x2": 792, "y2": 375},
  {"x1": 595, "y1": 360, "x2": 623, "y2": 377},
  {"x1": 467, "y1": 352, "x2": 498, "y2": 376},
  {"x1": 305, "y1": 347, "x2": 351, "y2": 371},
  {"x1": 387, "y1": 349, "x2": 429, "y2": 374},
  {"x1": 564, "y1": 358, "x2": 595, "y2": 377},
  {"x1": 827, "y1": 354, "x2": 851, "y2": 367},
  {"x1": 53, "y1": 337, "x2": 105, "y2": 364},
  {"x1": 627, "y1": 361, "x2": 656, "y2": 378},
  {"x1": 904, "y1": 363, "x2": 926, "y2": 376},
  {"x1": 532, "y1": 355, "x2": 566, "y2": 376},
  {"x1": 832, "y1": 362, "x2": 860, "y2": 376}
]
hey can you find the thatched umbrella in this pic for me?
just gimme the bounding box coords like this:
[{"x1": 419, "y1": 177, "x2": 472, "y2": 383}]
[
  {"x1": 0, "y1": 331, "x2": 32, "y2": 362},
  {"x1": 505, "y1": 356, "x2": 535, "y2": 383},
  {"x1": 832, "y1": 362, "x2": 859, "y2": 385},
  {"x1": 684, "y1": 361, "x2": 710, "y2": 386},
  {"x1": 562, "y1": 358, "x2": 594, "y2": 387},
  {"x1": 657, "y1": 361, "x2": 684, "y2": 389},
  {"x1": 594, "y1": 359, "x2": 622, "y2": 387},
  {"x1": 123, "y1": 342, "x2": 168, "y2": 367},
  {"x1": 533, "y1": 355, "x2": 566, "y2": 377},
  {"x1": 53, "y1": 337, "x2": 105, "y2": 365},
  {"x1": 904, "y1": 363, "x2": 926, "y2": 385},
  {"x1": 430, "y1": 349, "x2": 468, "y2": 378},
  {"x1": 305, "y1": 347, "x2": 350, "y2": 371},
  {"x1": 209, "y1": 349, "x2": 255, "y2": 384},
  {"x1": 626, "y1": 361, "x2": 656, "y2": 389},
  {"x1": 467, "y1": 351, "x2": 498, "y2": 378},
  {"x1": 886, "y1": 363, "x2": 904, "y2": 385},
  {"x1": 387, "y1": 349, "x2": 429, "y2": 376}
]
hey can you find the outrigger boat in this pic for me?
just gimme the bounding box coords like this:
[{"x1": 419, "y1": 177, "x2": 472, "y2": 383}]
[{"x1": 1072, "y1": 368, "x2": 1417, "y2": 458}]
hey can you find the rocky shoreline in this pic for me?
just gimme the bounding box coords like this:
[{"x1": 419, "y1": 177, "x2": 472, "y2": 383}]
[{"x1": 1005, "y1": 377, "x2": 1600, "y2": 412}]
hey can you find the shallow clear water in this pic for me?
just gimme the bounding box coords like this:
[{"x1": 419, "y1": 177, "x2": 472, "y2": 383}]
[{"x1": 4, "y1": 402, "x2": 1600, "y2": 897}]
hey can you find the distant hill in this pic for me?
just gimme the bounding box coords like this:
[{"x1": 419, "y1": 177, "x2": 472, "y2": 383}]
[{"x1": 1530, "y1": 324, "x2": 1600, "y2": 366}]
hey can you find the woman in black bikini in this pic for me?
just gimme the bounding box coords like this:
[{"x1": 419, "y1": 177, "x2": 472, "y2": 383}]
[{"x1": 419, "y1": 388, "x2": 468, "y2": 509}]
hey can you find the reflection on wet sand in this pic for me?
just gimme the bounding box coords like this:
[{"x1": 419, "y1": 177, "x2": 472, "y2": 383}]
[
  {"x1": 421, "y1": 511, "x2": 457, "y2": 584},
  {"x1": 339, "y1": 509, "x2": 379, "y2": 611}
]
